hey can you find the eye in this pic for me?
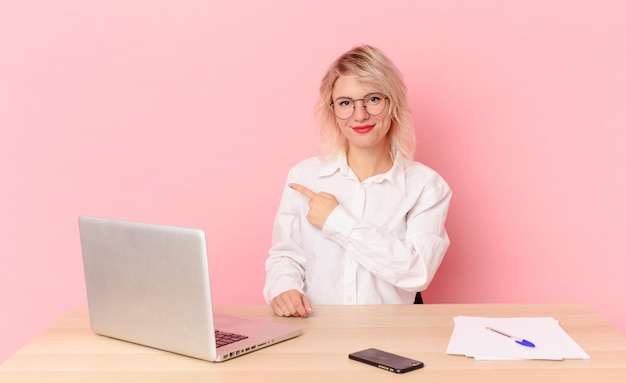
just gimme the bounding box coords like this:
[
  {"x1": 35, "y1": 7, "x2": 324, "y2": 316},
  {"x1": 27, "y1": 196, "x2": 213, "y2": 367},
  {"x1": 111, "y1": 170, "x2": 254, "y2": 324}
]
[
  {"x1": 366, "y1": 94, "x2": 383, "y2": 104},
  {"x1": 335, "y1": 98, "x2": 353, "y2": 108}
]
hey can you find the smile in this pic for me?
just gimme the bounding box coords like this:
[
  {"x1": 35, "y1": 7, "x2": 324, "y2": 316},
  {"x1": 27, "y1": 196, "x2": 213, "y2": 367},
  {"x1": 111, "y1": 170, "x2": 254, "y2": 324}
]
[{"x1": 352, "y1": 125, "x2": 375, "y2": 134}]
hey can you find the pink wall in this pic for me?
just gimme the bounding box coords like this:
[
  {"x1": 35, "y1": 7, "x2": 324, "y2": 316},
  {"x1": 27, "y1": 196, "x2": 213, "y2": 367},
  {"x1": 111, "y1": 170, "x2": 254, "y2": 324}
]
[{"x1": 1, "y1": 1, "x2": 625, "y2": 363}]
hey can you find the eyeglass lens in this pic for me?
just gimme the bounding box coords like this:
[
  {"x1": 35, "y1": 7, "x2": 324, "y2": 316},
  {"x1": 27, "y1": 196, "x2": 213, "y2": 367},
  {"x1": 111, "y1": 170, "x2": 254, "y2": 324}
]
[{"x1": 331, "y1": 93, "x2": 387, "y2": 120}]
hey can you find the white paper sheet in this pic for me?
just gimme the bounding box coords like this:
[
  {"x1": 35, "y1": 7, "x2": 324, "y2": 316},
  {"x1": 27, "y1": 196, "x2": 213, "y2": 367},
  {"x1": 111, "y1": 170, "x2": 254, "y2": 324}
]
[{"x1": 446, "y1": 316, "x2": 590, "y2": 360}]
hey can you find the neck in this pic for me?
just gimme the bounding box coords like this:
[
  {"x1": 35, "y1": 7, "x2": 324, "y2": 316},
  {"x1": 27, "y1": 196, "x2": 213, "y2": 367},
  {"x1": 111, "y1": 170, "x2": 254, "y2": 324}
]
[{"x1": 346, "y1": 145, "x2": 393, "y2": 182}]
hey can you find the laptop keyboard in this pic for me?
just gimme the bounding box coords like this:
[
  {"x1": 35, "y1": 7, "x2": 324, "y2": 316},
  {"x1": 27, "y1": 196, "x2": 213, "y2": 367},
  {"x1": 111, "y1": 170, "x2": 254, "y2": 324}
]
[{"x1": 215, "y1": 330, "x2": 248, "y2": 348}]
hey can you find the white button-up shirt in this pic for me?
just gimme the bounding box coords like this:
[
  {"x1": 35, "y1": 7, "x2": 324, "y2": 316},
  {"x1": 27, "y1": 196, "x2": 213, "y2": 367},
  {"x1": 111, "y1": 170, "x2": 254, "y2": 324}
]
[{"x1": 263, "y1": 154, "x2": 451, "y2": 305}]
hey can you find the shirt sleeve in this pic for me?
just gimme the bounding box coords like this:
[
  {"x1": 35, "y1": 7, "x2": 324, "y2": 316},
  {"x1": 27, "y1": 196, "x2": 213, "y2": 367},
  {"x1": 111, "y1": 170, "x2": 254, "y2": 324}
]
[
  {"x1": 321, "y1": 173, "x2": 452, "y2": 292},
  {"x1": 263, "y1": 178, "x2": 307, "y2": 303}
]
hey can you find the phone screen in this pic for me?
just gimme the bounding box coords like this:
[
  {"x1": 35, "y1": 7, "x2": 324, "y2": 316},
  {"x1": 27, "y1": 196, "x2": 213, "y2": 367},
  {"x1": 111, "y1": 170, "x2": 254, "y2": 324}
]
[{"x1": 348, "y1": 348, "x2": 424, "y2": 374}]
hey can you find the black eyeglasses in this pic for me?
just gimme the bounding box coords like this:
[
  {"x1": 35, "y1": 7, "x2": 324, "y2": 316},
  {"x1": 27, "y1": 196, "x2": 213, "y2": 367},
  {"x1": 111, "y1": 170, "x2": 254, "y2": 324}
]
[{"x1": 330, "y1": 93, "x2": 389, "y2": 120}]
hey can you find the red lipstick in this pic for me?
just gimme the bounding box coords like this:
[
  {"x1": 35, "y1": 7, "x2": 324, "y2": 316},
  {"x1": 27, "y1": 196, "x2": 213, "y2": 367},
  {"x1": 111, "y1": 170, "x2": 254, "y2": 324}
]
[{"x1": 352, "y1": 125, "x2": 374, "y2": 134}]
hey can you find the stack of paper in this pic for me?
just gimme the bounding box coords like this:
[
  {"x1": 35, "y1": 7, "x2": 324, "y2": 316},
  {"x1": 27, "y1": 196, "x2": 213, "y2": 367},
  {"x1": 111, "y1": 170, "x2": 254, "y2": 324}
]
[{"x1": 446, "y1": 316, "x2": 590, "y2": 360}]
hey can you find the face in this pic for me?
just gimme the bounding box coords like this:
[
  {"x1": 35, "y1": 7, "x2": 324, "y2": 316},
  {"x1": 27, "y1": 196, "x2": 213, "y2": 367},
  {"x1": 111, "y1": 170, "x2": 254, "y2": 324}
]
[{"x1": 331, "y1": 75, "x2": 392, "y2": 154}]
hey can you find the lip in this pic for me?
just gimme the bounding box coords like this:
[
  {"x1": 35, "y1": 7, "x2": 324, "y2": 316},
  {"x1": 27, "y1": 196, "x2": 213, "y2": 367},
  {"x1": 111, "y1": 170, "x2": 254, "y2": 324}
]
[{"x1": 352, "y1": 125, "x2": 375, "y2": 134}]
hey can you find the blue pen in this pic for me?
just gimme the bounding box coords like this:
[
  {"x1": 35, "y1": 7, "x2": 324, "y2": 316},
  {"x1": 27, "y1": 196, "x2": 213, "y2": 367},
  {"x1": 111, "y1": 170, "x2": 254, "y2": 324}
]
[{"x1": 486, "y1": 327, "x2": 536, "y2": 348}]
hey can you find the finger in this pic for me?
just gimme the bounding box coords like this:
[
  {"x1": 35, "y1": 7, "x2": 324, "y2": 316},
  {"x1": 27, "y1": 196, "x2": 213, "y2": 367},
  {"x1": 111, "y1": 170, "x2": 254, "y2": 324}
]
[
  {"x1": 301, "y1": 295, "x2": 313, "y2": 317},
  {"x1": 317, "y1": 192, "x2": 336, "y2": 199},
  {"x1": 271, "y1": 292, "x2": 303, "y2": 317},
  {"x1": 291, "y1": 295, "x2": 311, "y2": 318},
  {"x1": 289, "y1": 183, "x2": 316, "y2": 199},
  {"x1": 270, "y1": 299, "x2": 286, "y2": 317},
  {"x1": 284, "y1": 299, "x2": 300, "y2": 317}
]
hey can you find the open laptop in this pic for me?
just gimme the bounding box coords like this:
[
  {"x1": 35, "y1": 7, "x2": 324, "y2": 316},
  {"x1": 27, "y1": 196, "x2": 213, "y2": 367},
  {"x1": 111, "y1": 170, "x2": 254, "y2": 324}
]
[{"x1": 78, "y1": 215, "x2": 301, "y2": 362}]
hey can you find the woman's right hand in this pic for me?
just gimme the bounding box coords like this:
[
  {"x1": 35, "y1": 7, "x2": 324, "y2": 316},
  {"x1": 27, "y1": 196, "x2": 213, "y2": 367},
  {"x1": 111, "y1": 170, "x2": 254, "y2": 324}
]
[{"x1": 270, "y1": 289, "x2": 313, "y2": 318}]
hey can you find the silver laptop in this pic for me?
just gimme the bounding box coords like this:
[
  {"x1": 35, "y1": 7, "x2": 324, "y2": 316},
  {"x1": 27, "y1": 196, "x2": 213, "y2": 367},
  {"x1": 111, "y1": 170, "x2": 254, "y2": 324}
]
[{"x1": 78, "y1": 216, "x2": 301, "y2": 362}]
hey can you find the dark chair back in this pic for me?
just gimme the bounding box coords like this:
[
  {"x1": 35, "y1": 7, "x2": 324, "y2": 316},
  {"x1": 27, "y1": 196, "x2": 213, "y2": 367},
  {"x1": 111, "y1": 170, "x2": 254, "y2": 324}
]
[{"x1": 413, "y1": 292, "x2": 423, "y2": 304}]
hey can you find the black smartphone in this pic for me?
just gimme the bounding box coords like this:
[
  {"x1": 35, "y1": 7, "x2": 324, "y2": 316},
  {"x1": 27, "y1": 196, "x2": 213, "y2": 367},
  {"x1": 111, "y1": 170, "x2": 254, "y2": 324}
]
[{"x1": 348, "y1": 348, "x2": 424, "y2": 374}]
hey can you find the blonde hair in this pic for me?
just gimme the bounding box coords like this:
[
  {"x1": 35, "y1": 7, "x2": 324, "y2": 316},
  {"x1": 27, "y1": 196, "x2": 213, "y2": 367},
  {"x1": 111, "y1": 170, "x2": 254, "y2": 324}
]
[{"x1": 315, "y1": 45, "x2": 415, "y2": 160}]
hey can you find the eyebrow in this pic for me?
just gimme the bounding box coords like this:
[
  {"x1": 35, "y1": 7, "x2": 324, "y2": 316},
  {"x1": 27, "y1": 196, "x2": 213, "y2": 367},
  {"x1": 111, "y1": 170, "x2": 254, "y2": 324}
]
[{"x1": 332, "y1": 91, "x2": 383, "y2": 100}]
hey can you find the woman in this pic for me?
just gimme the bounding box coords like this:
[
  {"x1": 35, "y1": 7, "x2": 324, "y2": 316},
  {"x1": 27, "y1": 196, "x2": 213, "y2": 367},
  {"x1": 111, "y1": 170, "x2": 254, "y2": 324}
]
[{"x1": 263, "y1": 45, "x2": 451, "y2": 317}]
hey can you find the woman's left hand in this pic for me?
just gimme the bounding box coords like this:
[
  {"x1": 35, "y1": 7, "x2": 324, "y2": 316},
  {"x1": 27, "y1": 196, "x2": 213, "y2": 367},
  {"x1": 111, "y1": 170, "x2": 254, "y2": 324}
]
[{"x1": 289, "y1": 183, "x2": 339, "y2": 230}]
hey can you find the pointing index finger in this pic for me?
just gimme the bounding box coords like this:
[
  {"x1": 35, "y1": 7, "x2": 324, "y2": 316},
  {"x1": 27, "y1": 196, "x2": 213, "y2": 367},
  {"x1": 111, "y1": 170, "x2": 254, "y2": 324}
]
[{"x1": 289, "y1": 183, "x2": 316, "y2": 199}]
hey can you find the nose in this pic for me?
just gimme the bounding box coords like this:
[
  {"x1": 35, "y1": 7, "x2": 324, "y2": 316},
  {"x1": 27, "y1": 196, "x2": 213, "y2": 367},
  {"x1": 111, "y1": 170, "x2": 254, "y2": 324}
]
[{"x1": 352, "y1": 100, "x2": 369, "y2": 121}]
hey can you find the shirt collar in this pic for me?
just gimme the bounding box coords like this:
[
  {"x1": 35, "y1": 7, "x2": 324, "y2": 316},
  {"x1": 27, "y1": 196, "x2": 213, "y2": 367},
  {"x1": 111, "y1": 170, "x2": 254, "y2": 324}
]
[
  {"x1": 318, "y1": 153, "x2": 408, "y2": 194},
  {"x1": 319, "y1": 153, "x2": 346, "y2": 177}
]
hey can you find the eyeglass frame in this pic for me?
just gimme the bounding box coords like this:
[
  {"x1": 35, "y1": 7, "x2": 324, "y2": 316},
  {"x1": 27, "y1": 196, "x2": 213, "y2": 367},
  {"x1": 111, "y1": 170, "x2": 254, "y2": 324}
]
[{"x1": 329, "y1": 93, "x2": 389, "y2": 120}]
